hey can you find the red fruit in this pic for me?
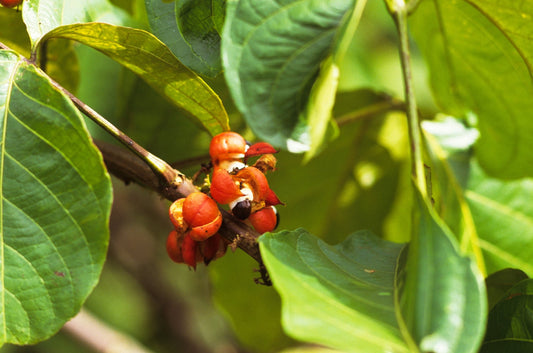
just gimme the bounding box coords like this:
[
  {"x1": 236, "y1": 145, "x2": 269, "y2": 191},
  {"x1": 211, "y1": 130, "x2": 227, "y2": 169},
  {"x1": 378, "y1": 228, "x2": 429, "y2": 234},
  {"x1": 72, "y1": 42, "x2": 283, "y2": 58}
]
[
  {"x1": 245, "y1": 142, "x2": 277, "y2": 159},
  {"x1": 183, "y1": 192, "x2": 219, "y2": 227},
  {"x1": 0, "y1": 0, "x2": 22, "y2": 8},
  {"x1": 201, "y1": 233, "x2": 227, "y2": 264},
  {"x1": 265, "y1": 188, "x2": 283, "y2": 206},
  {"x1": 166, "y1": 230, "x2": 184, "y2": 263},
  {"x1": 182, "y1": 192, "x2": 223, "y2": 241},
  {"x1": 168, "y1": 198, "x2": 186, "y2": 232},
  {"x1": 209, "y1": 132, "x2": 247, "y2": 164},
  {"x1": 187, "y1": 216, "x2": 223, "y2": 241},
  {"x1": 249, "y1": 207, "x2": 278, "y2": 234},
  {"x1": 235, "y1": 167, "x2": 270, "y2": 201},
  {"x1": 210, "y1": 168, "x2": 243, "y2": 204},
  {"x1": 181, "y1": 234, "x2": 198, "y2": 269}
]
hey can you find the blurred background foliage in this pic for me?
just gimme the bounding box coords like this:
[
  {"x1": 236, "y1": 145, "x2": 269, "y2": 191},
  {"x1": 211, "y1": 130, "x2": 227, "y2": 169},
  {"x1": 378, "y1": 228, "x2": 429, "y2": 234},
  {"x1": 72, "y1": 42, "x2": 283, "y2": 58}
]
[{"x1": 0, "y1": 0, "x2": 438, "y2": 352}]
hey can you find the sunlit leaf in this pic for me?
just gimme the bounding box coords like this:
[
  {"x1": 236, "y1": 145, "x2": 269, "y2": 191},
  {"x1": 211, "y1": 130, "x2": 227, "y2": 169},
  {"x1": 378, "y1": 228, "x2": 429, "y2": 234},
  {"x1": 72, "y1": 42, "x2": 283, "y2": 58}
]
[
  {"x1": 466, "y1": 162, "x2": 533, "y2": 276},
  {"x1": 43, "y1": 22, "x2": 229, "y2": 136},
  {"x1": 422, "y1": 124, "x2": 485, "y2": 275},
  {"x1": 260, "y1": 228, "x2": 409, "y2": 353},
  {"x1": 22, "y1": 0, "x2": 131, "y2": 47},
  {"x1": 222, "y1": 0, "x2": 356, "y2": 149},
  {"x1": 396, "y1": 191, "x2": 486, "y2": 353},
  {"x1": 302, "y1": 57, "x2": 340, "y2": 162},
  {"x1": 410, "y1": 1, "x2": 533, "y2": 178},
  {"x1": 0, "y1": 50, "x2": 112, "y2": 346}
]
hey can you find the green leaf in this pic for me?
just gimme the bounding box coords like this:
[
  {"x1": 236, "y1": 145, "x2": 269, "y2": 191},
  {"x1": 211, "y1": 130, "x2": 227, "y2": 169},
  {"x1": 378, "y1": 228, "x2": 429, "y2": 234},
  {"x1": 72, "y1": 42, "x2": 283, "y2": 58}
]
[
  {"x1": 481, "y1": 279, "x2": 533, "y2": 353},
  {"x1": 466, "y1": 162, "x2": 533, "y2": 276},
  {"x1": 144, "y1": 0, "x2": 223, "y2": 77},
  {"x1": 22, "y1": 0, "x2": 131, "y2": 47},
  {"x1": 397, "y1": 191, "x2": 487, "y2": 353},
  {"x1": 485, "y1": 269, "x2": 529, "y2": 310},
  {"x1": 0, "y1": 50, "x2": 112, "y2": 345},
  {"x1": 175, "y1": 0, "x2": 224, "y2": 76},
  {"x1": 42, "y1": 22, "x2": 229, "y2": 136},
  {"x1": 480, "y1": 340, "x2": 533, "y2": 353},
  {"x1": 222, "y1": 0, "x2": 356, "y2": 149},
  {"x1": 259, "y1": 229, "x2": 409, "y2": 353},
  {"x1": 302, "y1": 57, "x2": 340, "y2": 162},
  {"x1": 410, "y1": 1, "x2": 533, "y2": 178}
]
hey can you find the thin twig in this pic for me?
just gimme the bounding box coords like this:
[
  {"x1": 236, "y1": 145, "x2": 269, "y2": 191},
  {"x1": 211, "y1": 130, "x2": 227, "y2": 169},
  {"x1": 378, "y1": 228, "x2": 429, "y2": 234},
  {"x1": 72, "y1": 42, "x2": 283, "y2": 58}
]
[
  {"x1": 335, "y1": 98, "x2": 406, "y2": 127},
  {"x1": 388, "y1": 1, "x2": 427, "y2": 197},
  {"x1": 62, "y1": 308, "x2": 155, "y2": 353}
]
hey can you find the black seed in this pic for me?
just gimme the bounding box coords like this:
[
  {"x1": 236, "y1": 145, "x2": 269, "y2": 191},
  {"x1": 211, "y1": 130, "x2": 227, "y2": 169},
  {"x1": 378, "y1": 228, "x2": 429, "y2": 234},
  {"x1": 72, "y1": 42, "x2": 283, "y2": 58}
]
[{"x1": 232, "y1": 199, "x2": 252, "y2": 219}]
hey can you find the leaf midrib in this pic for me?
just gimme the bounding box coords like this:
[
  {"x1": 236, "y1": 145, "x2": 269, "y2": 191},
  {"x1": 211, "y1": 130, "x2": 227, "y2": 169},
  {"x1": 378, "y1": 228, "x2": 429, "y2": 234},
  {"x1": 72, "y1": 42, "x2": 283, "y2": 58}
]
[{"x1": 0, "y1": 55, "x2": 20, "y2": 342}]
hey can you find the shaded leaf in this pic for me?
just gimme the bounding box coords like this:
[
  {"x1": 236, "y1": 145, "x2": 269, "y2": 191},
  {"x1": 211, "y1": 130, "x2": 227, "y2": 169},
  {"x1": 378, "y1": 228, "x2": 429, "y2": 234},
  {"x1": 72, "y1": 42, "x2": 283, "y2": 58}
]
[
  {"x1": 485, "y1": 269, "x2": 528, "y2": 310},
  {"x1": 44, "y1": 38, "x2": 80, "y2": 94},
  {"x1": 396, "y1": 191, "x2": 486, "y2": 353},
  {"x1": 0, "y1": 7, "x2": 31, "y2": 58},
  {"x1": 222, "y1": 0, "x2": 356, "y2": 149},
  {"x1": 481, "y1": 279, "x2": 533, "y2": 353},
  {"x1": 43, "y1": 22, "x2": 229, "y2": 136},
  {"x1": 175, "y1": 0, "x2": 223, "y2": 76},
  {"x1": 260, "y1": 228, "x2": 409, "y2": 353},
  {"x1": 410, "y1": 1, "x2": 533, "y2": 178},
  {"x1": 0, "y1": 50, "x2": 112, "y2": 345},
  {"x1": 144, "y1": 0, "x2": 223, "y2": 77}
]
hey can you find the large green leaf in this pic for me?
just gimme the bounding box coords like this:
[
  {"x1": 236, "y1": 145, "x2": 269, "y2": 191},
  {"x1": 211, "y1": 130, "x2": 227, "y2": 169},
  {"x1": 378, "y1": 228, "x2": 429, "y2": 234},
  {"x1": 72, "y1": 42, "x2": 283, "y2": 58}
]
[
  {"x1": 22, "y1": 0, "x2": 131, "y2": 47},
  {"x1": 260, "y1": 229, "x2": 409, "y2": 353},
  {"x1": 396, "y1": 192, "x2": 487, "y2": 353},
  {"x1": 410, "y1": 1, "x2": 533, "y2": 178},
  {"x1": 0, "y1": 50, "x2": 112, "y2": 345},
  {"x1": 42, "y1": 22, "x2": 229, "y2": 136},
  {"x1": 145, "y1": 0, "x2": 224, "y2": 77},
  {"x1": 222, "y1": 0, "x2": 356, "y2": 149},
  {"x1": 481, "y1": 279, "x2": 533, "y2": 353},
  {"x1": 466, "y1": 162, "x2": 533, "y2": 276}
]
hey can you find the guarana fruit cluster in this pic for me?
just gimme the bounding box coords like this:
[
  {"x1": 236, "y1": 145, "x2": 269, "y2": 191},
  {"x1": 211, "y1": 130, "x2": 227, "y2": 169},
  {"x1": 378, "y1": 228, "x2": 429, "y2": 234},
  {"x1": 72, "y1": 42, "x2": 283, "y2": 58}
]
[{"x1": 166, "y1": 132, "x2": 282, "y2": 268}]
